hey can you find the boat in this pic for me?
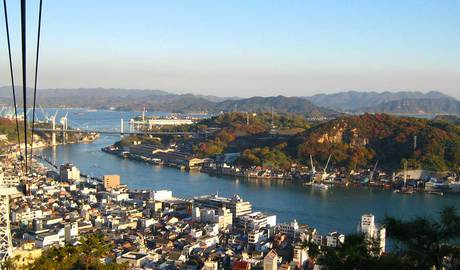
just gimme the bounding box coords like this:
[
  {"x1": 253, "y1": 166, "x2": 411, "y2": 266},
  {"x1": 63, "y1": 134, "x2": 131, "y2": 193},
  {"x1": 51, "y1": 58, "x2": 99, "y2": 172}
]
[
  {"x1": 427, "y1": 191, "x2": 444, "y2": 196},
  {"x1": 394, "y1": 161, "x2": 415, "y2": 194},
  {"x1": 394, "y1": 187, "x2": 415, "y2": 195},
  {"x1": 312, "y1": 183, "x2": 329, "y2": 190}
]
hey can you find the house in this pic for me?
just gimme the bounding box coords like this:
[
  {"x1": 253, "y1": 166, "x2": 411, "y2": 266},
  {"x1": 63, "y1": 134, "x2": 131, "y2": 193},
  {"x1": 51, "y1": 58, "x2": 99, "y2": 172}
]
[{"x1": 116, "y1": 252, "x2": 151, "y2": 268}]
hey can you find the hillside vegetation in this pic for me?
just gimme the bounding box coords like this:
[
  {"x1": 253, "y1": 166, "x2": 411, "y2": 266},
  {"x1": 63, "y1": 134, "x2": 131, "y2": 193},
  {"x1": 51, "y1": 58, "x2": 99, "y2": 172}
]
[
  {"x1": 307, "y1": 90, "x2": 453, "y2": 112},
  {"x1": 192, "y1": 112, "x2": 310, "y2": 160},
  {"x1": 293, "y1": 113, "x2": 460, "y2": 171}
]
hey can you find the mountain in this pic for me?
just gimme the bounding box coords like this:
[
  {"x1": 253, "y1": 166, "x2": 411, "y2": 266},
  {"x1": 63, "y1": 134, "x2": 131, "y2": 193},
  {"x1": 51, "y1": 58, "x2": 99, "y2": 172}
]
[
  {"x1": 291, "y1": 113, "x2": 460, "y2": 171},
  {"x1": 0, "y1": 86, "x2": 337, "y2": 117},
  {"x1": 216, "y1": 96, "x2": 338, "y2": 118},
  {"x1": 0, "y1": 87, "x2": 230, "y2": 110},
  {"x1": 306, "y1": 90, "x2": 454, "y2": 112},
  {"x1": 433, "y1": 115, "x2": 460, "y2": 125},
  {"x1": 358, "y1": 98, "x2": 460, "y2": 115}
]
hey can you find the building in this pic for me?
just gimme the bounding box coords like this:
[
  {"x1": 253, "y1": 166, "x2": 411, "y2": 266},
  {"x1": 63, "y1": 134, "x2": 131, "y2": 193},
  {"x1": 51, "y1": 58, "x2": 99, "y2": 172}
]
[
  {"x1": 116, "y1": 252, "x2": 150, "y2": 268},
  {"x1": 263, "y1": 249, "x2": 278, "y2": 270},
  {"x1": 248, "y1": 229, "x2": 267, "y2": 246},
  {"x1": 238, "y1": 212, "x2": 276, "y2": 231},
  {"x1": 103, "y1": 175, "x2": 121, "y2": 190},
  {"x1": 152, "y1": 190, "x2": 173, "y2": 201},
  {"x1": 148, "y1": 118, "x2": 193, "y2": 126},
  {"x1": 127, "y1": 144, "x2": 174, "y2": 157},
  {"x1": 59, "y1": 163, "x2": 80, "y2": 182},
  {"x1": 278, "y1": 219, "x2": 299, "y2": 239},
  {"x1": 152, "y1": 151, "x2": 205, "y2": 168},
  {"x1": 233, "y1": 261, "x2": 251, "y2": 270},
  {"x1": 192, "y1": 207, "x2": 233, "y2": 230},
  {"x1": 11, "y1": 208, "x2": 44, "y2": 225},
  {"x1": 326, "y1": 232, "x2": 345, "y2": 248},
  {"x1": 194, "y1": 194, "x2": 252, "y2": 218},
  {"x1": 358, "y1": 214, "x2": 386, "y2": 254},
  {"x1": 292, "y1": 244, "x2": 309, "y2": 268}
]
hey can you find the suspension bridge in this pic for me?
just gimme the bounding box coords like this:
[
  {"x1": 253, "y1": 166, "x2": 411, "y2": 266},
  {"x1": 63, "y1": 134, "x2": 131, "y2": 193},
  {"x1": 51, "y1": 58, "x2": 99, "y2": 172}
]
[{"x1": 33, "y1": 128, "x2": 197, "y2": 136}]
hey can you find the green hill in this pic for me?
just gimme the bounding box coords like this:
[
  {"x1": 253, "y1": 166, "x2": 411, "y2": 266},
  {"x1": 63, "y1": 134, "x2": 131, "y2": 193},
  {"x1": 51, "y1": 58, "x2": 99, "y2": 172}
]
[{"x1": 292, "y1": 113, "x2": 460, "y2": 171}]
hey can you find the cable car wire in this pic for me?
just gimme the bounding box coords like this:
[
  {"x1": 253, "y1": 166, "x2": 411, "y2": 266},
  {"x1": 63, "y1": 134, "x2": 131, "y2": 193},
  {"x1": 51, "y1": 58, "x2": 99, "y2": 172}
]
[
  {"x1": 30, "y1": 0, "x2": 43, "y2": 165},
  {"x1": 2, "y1": 0, "x2": 21, "y2": 158},
  {"x1": 20, "y1": 0, "x2": 28, "y2": 172}
]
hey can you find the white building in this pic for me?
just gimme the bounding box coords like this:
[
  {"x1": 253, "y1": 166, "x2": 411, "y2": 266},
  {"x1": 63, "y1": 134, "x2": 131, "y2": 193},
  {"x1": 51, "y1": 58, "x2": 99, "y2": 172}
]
[
  {"x1": 153, "y1": 190, "x2": 173, "y2": 201},
  {"x1": 358, "y1": 214, "x2": 386, "y2": 254},
  {"x1": 148, "y1": 118, "x2": 193, "y2": 127},
  {"x1": 263, "y1": 249, "x2": 278, "y2": 270},
  {"x1": 326, "y1": 232, "x2": 345, "y2": 248},
  {"x1": 278, "y1": 219, "x2": 299, "y2": 239},
  {"x1": 248, "y1": 229, "x2": 268, "y2": 246},
  {"x1": 36, "y1": 232, "x2": 61, "y2": 248},
  {"x1": 192, "y1": 207, "x2": 233, "y2": 231},
  {"x1": 238, "y1": 212, "x2": 276, "y2": 231},
  {"x1": 193, "y1": 194, "x2": 252, "y2": 218},
  {"x1": 109, "y1": 191, "x2": 130, "y2": 202},
  {"x1": 293, "y1": 244, "x2": 309, "y2": 268},
  {"x1": 59, "y1": 163, "x2": 80, "y2": 182},
  {"x1": 12, "y1": 208, "x2": 43, "y2": 225},
  {"x1": 64, "y1": 222, "x2": 79, "y2": 243}
]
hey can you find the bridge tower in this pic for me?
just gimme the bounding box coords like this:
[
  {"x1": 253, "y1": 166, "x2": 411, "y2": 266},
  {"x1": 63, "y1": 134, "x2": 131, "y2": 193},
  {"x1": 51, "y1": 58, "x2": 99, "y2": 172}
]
[
  {"x1": 0, "y1": 186, "x2": 15, "y2": 262},
  {"x1": 61, "y1": 113, "x2": 69, "y2": 144},
  {"x1": 129, "y1": 119, "x2": 135, "y2": 133},
  {"x1": 120, "y1": 118, "x2": 124, "y2": 137},
  {"x1": 51, "y1": 115, "x2": 57, "y2": 146}
]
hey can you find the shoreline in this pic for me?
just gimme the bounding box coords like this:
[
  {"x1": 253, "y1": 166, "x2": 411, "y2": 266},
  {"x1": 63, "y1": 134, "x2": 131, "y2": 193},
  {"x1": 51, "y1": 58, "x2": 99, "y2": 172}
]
[{"x1": 100, "y1": 145, "x2": 459, "y2": 195}]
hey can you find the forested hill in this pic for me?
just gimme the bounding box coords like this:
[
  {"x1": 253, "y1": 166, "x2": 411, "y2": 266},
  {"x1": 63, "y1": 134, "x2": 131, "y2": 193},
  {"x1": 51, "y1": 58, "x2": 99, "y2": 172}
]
[
  {"x1": 358, "y1": 98, "x2": 460, "y2": 115},
  {"x1": 216, "y1": 96, "x2": 338, "y2": 117},
  {"x1": 292, "y1": 113, "x2": 460, "y2": 171},
  {"x1": 306, "y1": 90, "x2": 454, "y2": 112}
]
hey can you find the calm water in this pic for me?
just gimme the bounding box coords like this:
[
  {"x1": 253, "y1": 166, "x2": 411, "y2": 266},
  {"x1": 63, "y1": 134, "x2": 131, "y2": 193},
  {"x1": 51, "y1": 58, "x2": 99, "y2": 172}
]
[{"x1": 38, "y1": 109, "x2": 459, "y2": 234}]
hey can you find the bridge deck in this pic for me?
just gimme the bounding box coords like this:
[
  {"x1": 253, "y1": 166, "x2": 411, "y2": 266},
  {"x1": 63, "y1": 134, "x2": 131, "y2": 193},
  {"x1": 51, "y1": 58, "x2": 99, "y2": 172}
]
[{"x1": 33, "y1": 128, "x2": 197, "y2": 135}]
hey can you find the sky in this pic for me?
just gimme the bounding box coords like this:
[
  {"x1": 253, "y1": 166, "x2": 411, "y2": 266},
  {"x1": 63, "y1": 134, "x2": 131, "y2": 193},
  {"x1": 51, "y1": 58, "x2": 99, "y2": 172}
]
[{"x1": 0, "y1": 0, "x2": 459, "y2": 98}]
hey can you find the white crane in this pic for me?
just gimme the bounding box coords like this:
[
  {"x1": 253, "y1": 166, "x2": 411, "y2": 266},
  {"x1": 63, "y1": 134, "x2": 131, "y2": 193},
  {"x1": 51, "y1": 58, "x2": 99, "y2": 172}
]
[
  {"x1": 321, "y1": 154, "x2": 332, "y2": 181},
  {"x1": 39, "y1": 105, "x2": 50, "y2": 122},
  {"x1": 369, "y1": 160, "x2": 378, "y2": 183},
  {"x1": 310, "y1": 154, "x2": 316, "y2": 174},
  {"x1": 60, "y1": 112, "x2": 69, "y2": 129}
]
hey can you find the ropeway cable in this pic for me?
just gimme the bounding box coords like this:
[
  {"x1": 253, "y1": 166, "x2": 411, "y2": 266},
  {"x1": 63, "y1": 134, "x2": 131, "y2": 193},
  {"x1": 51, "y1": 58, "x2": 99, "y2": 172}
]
[
  {"x1": 2, "y1": 0, "x2": 22, "y2": 161},
  {"x1": 30, "y1": 0, "x2": 43, "y2": 167},
  {"x1": 20, "y1": 0, "x2": 28, "y2": 172}
]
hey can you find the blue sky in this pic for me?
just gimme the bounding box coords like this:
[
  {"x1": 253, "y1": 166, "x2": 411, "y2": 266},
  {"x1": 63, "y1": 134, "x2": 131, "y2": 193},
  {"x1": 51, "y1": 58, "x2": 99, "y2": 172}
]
[{"x1": 1, "y1": 0, "x2": 459, "y2": 97}]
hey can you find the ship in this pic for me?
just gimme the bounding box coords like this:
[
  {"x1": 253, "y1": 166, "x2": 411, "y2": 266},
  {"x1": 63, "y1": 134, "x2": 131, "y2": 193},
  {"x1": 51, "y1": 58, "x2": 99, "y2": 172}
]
[
  {"x1": 426, "y1": 191, "x2": 444, "y2": 196},
  {"x1": 312, "y1": 183, "x2": 329, "y2": 190},
  {"x1": 394, "y1": 187, "x2": 415, "y2": 195}
]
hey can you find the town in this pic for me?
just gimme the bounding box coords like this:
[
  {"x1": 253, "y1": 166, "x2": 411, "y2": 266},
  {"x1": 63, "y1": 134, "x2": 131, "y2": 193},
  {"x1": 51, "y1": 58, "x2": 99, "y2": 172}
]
[{"x1": 1, "y1": 150, "x2": 385, "y2": 269}]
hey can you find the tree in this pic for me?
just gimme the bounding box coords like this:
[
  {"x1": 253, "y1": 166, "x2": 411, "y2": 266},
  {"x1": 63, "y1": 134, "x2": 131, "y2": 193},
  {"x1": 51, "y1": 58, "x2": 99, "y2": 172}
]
[
  {"x1": 30, "y1": 234, "x2": 125, "y2": 270},
  {"x1": 318, "y1": 234, "x2": 413, "y2": 270},
  {"x1": 384, "y1": 206, "x2": 460, "y2": 270}
]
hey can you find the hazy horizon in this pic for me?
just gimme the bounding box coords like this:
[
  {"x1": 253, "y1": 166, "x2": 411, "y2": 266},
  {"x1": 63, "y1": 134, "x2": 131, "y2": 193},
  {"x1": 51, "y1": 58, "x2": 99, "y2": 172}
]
[
  {"x1": 0, "y1": 1, "x2": 459, "y2": 98},
  {"x1": 0, "y1": 85, "x2": 456, "y2": 100}
]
